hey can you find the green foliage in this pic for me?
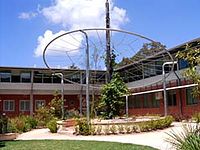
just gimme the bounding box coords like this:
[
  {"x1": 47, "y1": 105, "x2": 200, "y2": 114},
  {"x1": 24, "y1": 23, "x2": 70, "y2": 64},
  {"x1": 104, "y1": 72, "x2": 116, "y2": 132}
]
[
  {"x1": 47, "y1": 119, "x2": 58, "y2": 133},
  {"x1": 124, "y1": 124, "x2": 131, "y2": 133},
  {"x1": 7, "y1": 116, "x2": 37, "y2": 133},
  {"x1": 117, "y1": 42, "x2": 166, "y2": 67},
  {"x1": 192, "y1": 112, "x2": 200, "y2": 123},
  {"x1": 75, "y1": 118, "x2": 91, "y2": 135},
  {"x1": 117, "y1": 125, "x2": 124, "y2": 134},
  {"x1": 35, "y1": 106, "x2": 54, "y2": 127},
  {"x1": 96, "y1": 125, "x2": 102, "y2": 135},
  {"x1": 0, "y1": 115, "x2": 8, "y2": 134},
  {"x1": 109, "y1": 125, "x2": 117, "y2": 134},
  {"x1": 166, "y1": 123, "x2": 200, "y2": 150},
  {"x1": 103, "y1": 125, "x2": 110, "y2": 135},
  {"x1": 176, "y1": 44, "x2": 200, "y2": 97},
  {"x1": 49, "y1": 91, "x2": 62, "y2": 118},
  {"x1": 98, "y1": 73, "x2": 129, "y2": 119},
  {"x1": 35, "y1": 91, "x2": 63, "y2": 127}
]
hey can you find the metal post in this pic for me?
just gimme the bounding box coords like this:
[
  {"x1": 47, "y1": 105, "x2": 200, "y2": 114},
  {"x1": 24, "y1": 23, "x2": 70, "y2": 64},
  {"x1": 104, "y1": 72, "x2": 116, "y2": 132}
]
[
  {"x1": 61, "y1": 74, "x2": 64, "y2": 120},
  {"x1": 105, "y1": 0, "x2": 112, "y2": 83},
  {"x1": 125, "y1": 95, "x2": 128, "y2": 118},
  {"x1": 80, "y1": 30, "x2": 90, "y2": 124},
  {"x1": 162, "y1": 61, "x2": 177, "y2": 116},
  {"x1": 79, "y1": 72, "x2": 83, "y2": 116}
]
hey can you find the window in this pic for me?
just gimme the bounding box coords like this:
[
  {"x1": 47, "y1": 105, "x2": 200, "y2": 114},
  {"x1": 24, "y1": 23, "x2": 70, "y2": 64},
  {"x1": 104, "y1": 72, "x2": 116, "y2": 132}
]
[
  {"x1": 21, "y1": 72, "x2": 31, "y2": 82},
  {"x1": 20, "y1": 100, "x2": 30, "y2": 111},
  {"x1": 152, "y1": 93, "x2": 160, "y2": 108},
  {"x1": 133, "y1": 95, "x2": 142, "y2": 108},
  {"x1": 35, "y1": 100, "x2": 45, "y2": 110},
  {"x1": 179, "y1": 59, "x2": 189, "y2": 70},
  {"x1": 0, "y1": 72, "x2": 11, "y2": 82},
  {"x1": 167, "y1": 90, "x2": 177, "y2": 106},
  {"x1": 186, "y1": 88, "x2": 198, "y2": 105},
  {"x1": 3, "y1": 100, "x2": 15, "y2": 111}
]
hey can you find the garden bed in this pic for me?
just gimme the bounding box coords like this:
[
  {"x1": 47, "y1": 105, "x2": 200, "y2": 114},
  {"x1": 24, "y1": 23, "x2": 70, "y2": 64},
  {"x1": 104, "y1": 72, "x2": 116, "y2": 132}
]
[{"x1": 0, "y1": 133, "x2": 18, "y2": 141}]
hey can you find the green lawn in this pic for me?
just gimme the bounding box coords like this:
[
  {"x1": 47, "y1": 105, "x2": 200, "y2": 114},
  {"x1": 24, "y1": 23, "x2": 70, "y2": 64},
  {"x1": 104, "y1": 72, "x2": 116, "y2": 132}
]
[{"x1": 0, "y1": 140, "x2": 157, "y2": 150}]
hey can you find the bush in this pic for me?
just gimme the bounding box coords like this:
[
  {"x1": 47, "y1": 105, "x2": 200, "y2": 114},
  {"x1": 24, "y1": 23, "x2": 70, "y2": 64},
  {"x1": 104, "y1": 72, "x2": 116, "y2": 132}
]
[
  {"x1": 109, "y1": 125, "x2": 117, "y2": 134},
  {"x1": 96, "y1": 125, "x2": 102, "y2": 135},
  {"x1": 192, "y1": 112, "x2": 200, "y2": 123},
  {"x1": 166, "y1": 123, "x2": 200, "y2": 150},
  {"x1": 117, "y1": 125, "x2": 124, "y2": 134},
  {"x1": 76, "y1": 118, "x2": 91, "y2": 135},
  {"x1": 103, "y1": 125, "x2": 110, "y2": 135},
  {"x1": 47, "y1": 119, "x2": 58, "y2": 133},
  {"x1": 7, "y1": 115, "x2": 38, "y2": 133},
  {"x1": 124, "y1": 124, "x2": 131, "y2": 133},
  {"x1": 35, "y1": 107, "x2": 54, "y2": 127}
]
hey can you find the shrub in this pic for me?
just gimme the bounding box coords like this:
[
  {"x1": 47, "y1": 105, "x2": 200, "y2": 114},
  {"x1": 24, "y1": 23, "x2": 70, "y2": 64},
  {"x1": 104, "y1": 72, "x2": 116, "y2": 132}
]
[
  {"x1": 96, "y1": 125, "x2": 102, "y2": 135},
  {"x1": 124, "y1": 124, "x2": 131, "y2": 134},
  {"x1": 76, "y1": 118, "x2": 91, "y2": 135},
  {"x1": 192, "y1": 112, "x2": 200, "y2": 123},
  {"x1": 166, "y1": 123, "x2": 200, "y2": 150},
  {"x1": 103, "y1": 125, "x2": 110, "y2": 135},
  {"x1": 35, "y1": 107, "x2": 54, "y2": 127},
  {"x1": 117, "y1": 125, "x2": 124, "y2": 134},
  {"x1": 7, "y1": 115, "x2": 38, "y2": 133},
  {"x1": 47, "y1": 119, "x2": 58, "y2": 133},
  {"x1": 90, "y1": 125, "x2": 96, "y2": 135},
  {"x1": 109, "y1": 125, "x2": 117, "y2": 134},
  {"x1": 132, "y1": 124, "x2": 139, "y2": 133}
]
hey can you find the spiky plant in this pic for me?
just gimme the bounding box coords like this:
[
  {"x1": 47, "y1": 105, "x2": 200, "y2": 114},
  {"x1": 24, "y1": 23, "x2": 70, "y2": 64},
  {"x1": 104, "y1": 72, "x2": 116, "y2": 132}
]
[{"x1": 166, "y1": 123, "x2": 200, "y2": 150}]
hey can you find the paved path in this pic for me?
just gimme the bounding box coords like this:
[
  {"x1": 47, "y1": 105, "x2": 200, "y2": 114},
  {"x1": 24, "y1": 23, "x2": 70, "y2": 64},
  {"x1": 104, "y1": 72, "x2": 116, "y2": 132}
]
[{"x1": 16, "y1": 122, "x2": 186, "y2": 150}]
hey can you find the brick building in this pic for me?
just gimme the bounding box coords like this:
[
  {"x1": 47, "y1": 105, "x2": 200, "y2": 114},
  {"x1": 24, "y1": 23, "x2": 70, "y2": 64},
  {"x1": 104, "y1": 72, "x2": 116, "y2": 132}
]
[{"x1": 0, "y1": 37, "x2": 200, "y2": 118}]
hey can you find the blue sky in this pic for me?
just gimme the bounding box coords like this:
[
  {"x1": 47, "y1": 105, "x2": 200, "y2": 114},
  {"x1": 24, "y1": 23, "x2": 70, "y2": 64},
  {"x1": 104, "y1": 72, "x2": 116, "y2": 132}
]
[{"x1": 0, "y1": 0, "x2": 200, "y2": 68}]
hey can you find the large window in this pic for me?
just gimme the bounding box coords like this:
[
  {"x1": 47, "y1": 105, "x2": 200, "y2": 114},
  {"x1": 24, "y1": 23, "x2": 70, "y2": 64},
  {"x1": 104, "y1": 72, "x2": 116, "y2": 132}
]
[
  {"x1": 20, "y1": 100, "x2": 30, "y2": 111},
  {"x1": 3, "y1": 100, "x2": 15, "y2": 111},
  {"x1": 186, "y1": 88, "x2": 198, "y2": 105},
  {"x1": 21, "y1": 72, "x2": 31, "y2": 82},
  {"x1": 35, "y1": 100, "x2": 45, "y2": 110},
  {"x1": 167, "y1": 90, "x2": 177, "y2": 106},
  {"x1": 0, "y1": 72, "x2": 11, "y2": 82}
]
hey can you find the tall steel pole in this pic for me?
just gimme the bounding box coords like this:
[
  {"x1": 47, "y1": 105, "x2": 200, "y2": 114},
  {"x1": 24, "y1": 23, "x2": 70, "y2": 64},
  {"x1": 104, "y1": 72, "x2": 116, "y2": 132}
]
[
  {"x1": 80, "y1": 30, "x2": 90, "y2": 124},
  {"x1": 105, "y1": 0, "x2": 112, "y2": 83},
  {"x1": 162, "y1": 61, "x2": 177, "y2": 117}
]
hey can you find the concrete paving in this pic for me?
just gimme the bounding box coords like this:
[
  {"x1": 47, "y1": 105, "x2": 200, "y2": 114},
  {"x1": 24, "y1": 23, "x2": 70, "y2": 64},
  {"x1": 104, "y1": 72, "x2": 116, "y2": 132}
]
[{"x1": 16, "y1": 122, "x2": 187, "y2": 150}]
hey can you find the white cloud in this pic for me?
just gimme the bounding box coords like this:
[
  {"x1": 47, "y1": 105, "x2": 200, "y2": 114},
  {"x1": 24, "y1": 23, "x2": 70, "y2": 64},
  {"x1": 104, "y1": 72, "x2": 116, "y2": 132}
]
[
  {"x1": 41, "y1": 0, "x2": 128, "y2": 30},
  {"x1": 34, "y1": 30, "x2": 83, "y2": 57},
  {"x1": 34, "y1": 0, "x2": 128, "y2": 57},
  {"x1": 18, "y1": 12, "x2": 37, "y2": 19}
]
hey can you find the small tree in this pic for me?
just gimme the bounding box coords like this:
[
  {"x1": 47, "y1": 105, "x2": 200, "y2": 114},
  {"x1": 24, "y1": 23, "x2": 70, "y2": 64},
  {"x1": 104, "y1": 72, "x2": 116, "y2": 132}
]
[
  {"x1": 98, "y1": 73, "x2": 129, "y2": 119},
  {"x1": 176, "y1": 44, "x2": 200, "y2": 97}
]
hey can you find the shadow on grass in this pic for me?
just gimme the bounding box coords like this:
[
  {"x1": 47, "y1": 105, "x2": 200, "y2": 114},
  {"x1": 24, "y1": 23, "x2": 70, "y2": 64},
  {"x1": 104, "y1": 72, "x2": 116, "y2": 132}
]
[{"x1": 0, "y1": 140, "x2": 5, "y2": 147}]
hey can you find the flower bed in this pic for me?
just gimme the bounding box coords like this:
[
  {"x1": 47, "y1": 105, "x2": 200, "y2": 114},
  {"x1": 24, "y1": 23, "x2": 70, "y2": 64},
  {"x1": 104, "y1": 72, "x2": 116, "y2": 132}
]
[{"x1": 74, "y1": 116, "x2": 174, "y2": 135}]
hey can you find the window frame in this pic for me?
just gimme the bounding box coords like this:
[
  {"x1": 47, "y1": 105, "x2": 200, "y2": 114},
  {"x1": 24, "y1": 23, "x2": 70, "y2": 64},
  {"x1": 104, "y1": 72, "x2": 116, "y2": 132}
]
[
  {"x1": 3, "y1": 100, "x2": 15, "y2": 111},
  {"x1": 35, "y1": 100, "x2": 45, "y2": 110},
  {"x1": 20, "y1": 100, "x2": 30, "y2": 111}
]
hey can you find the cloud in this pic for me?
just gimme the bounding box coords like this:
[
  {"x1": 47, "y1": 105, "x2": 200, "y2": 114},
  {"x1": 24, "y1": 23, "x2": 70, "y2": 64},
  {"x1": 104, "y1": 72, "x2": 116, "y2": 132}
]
[
  {"x1": 41, "y1": 0, "x2": 128, "y2": 30},
  {"x1": 18, "y1": 12, "x2": 37, "y2": 19},
  {"x1": 34, "y1": 0, "x2": 129, "y2": 57},
  {"x1": 34, "y1": 30, "x2": 83, "y2": 57}
]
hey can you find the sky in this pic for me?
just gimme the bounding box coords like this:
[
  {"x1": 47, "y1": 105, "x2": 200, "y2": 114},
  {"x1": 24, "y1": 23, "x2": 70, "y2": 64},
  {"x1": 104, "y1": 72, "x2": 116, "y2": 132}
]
[{"x1": 0, "y1": 0, "x2": 200, "y2": 68}]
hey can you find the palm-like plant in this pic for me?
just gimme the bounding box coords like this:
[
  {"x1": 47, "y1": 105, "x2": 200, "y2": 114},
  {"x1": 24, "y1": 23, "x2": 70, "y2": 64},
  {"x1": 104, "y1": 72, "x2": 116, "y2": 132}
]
[{"x1": 166, "y1": 123, "x2": 200, "y2": 150}]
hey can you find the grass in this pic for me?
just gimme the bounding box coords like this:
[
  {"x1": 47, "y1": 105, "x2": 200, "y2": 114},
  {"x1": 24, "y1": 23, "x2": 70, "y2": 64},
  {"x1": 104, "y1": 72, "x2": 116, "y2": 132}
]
[{"x1": 0, "y1": 140, "x2": 157, "y2": 150}]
